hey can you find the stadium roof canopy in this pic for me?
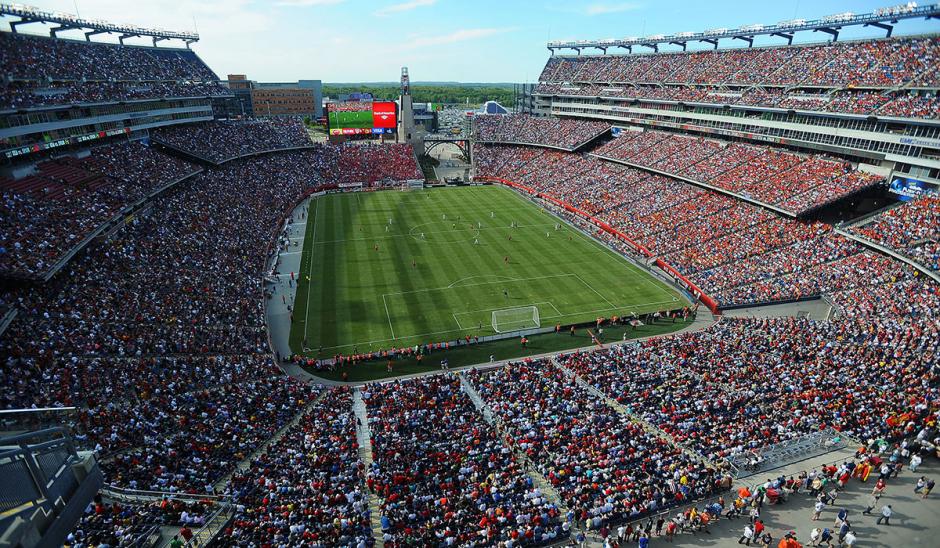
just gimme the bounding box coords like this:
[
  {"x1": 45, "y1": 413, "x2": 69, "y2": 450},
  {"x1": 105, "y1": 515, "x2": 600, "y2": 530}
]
[
  {"x1": 0, "y1": 2, "x2": 199, "y2": 46},
  {"x1": 547, "y1": 3, "x2": 940, "y2": 53}
]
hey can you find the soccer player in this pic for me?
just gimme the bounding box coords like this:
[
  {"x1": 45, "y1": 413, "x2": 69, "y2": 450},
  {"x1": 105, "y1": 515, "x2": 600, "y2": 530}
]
[{"x1": 503, "y1": 289, "x2": 509, "y2": 299}]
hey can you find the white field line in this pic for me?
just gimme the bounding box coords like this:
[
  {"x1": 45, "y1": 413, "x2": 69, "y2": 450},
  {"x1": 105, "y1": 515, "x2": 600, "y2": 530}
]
[
  {"x1": 309, "y1": 222, "x2": 559, "y2": 246},
  {"x1": 316, "y1": 297, "x2": 680, "y2": 352},
  {"x1": 447, "y1": 275, "x2": 517, "y2": 288},
  {"x1": 382, "y1": 273, "x2": 577, "y2": 299},
  {"x1": 453, "y1": 301, "x2": 559, "y2": 318},
  {"x1": 303, "y1": 198, "x2": 320, "y2": 329},
  {"x1": 573, "y1": 274, "x2": 618, "y2": 310},
  {"x1": 382, "y1": 294, "x2": 397, "y2": 339},
  {"x1": 561, "y1": 214, "x2": 686, "y2": 301},
  {"x1": 452, "y1": 313, "x2": 464, "y2": 330}
]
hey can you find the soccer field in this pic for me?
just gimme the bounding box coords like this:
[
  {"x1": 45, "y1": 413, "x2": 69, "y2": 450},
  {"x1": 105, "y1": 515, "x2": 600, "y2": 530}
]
[
  {"x1": 328, "y1": 109, "x2": 373, "y2": 129},
  {"x1": 289, "y1": 186, "x2": 689, "y2": 357}
]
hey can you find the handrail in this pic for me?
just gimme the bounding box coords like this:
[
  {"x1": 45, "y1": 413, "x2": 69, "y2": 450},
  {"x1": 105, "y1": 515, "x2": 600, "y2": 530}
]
[
  {"x1": 184, "y1": 501, "x2": 233, "y2": 547},
  {"x1": 151, "y1": 137, "x2": 319, "y2": 167},
  {"x1": 0, "y1": 166, "x2": 204, "y2": 283},
  {"x1": 0, "y1": 426, "x2": 72, "y2": 448},
  {"x1": 101, "y1": 484, "x2": 229, "y2": 503},
  {"x1": 473, "y1": 127, "x2": 611, "y2": 153},
  {"x1": 728, "y1": 427, "x2": 850, "y2": 478}
]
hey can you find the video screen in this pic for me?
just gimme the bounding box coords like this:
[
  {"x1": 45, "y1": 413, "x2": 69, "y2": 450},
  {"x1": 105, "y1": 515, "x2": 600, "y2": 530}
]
[{"x1": 328, "y1": 101, "x2": 397, "y2": 135}]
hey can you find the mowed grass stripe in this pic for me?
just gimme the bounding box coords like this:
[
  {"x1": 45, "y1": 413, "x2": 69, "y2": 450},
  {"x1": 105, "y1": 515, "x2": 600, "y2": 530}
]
[{"x1": 289, "y1": 186, "x2": 689, "y2": 356}]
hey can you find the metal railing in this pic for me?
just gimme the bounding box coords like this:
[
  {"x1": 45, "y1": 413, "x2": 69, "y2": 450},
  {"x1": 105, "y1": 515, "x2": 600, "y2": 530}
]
[
  {"x1": 180, "y1": 501, "x2": 234, "y2": 547},
  {"x1": 0, "y1": 407, "x2": 80, "y2": 436},
  {"x1": 101, "y1": 484, "x2": 228, "y2": 504},
  {"x1": 0, "y1": 428, "x2": 80, "y2": 514},
  {"x1": 728, "y1": 427, "x2": 851, "y2": 478}
]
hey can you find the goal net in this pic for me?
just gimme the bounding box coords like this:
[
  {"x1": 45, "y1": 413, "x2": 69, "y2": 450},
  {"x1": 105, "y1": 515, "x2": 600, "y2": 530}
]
[{"x1": 492, "y1": 306, "x2": 540, "y2": 333}]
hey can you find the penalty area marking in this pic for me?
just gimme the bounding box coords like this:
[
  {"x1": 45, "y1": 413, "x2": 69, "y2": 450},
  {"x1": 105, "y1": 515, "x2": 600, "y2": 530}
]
[
  {"x1": 315, "y1": 295, "x2": 685, "y2": 353},
  {"x1": 383, "y1": 273, "x2": 577, "y2": 298},
  {"x1": 447, "y1": 274, "x2": 518, "y2": 288}
]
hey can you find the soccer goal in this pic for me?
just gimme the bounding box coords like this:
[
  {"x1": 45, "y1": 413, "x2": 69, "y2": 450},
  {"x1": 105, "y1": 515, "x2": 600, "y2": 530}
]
[{"x1": 492, "y1": 306, "x2": 540, "y2": 333}]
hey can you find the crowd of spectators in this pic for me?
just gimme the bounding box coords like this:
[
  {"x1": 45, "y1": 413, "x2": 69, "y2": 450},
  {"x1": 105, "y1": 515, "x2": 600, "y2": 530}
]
[
  {"x1": 0, "y1": 80, "x2": 230, "y2": 111},
  {"x1": 93, "y1": 377, "x2": 316, "y2": 492},
  {"x1": 850, "y1": 196, "x2": 939, "y2": 271},
  {"x1": 222, "y1": 387, "x2": 373, "y2": 546},
  {"x1": 474, "y1": 114, "x2": 610, "y2": 149},
  {"x1": 0, "y1": 115, "x2": 936, "y2": 547},
  {"x1": 66, "y1": 494, "x2": 219, "y2": 548},
  {"x1": 152, "y1": 118, "x2": 313, "y2": 163},
  {"x1": 0, "y1": 141, "x2": 200, "y2": 278},
  {"x1": 475, "y1": 143, "x2": 927, "y2": 308},
  {"x1": 535, "y1": 36, "x2": 940, "y2": 119},
  {"x1": 467, "y1": 362, "x2": 730, "y2": 528},
  {"x1": 593, "y1": 130, "x2": 884, "y2": 215},
  {"x1": 560, "y1": 311, "x2": 939, "y2": 467},
  {"x1": 325, "y1": 143, "x2": 424, "y2": 185},
  {"x1": 364, "y1": 375, "x2": 569, "y2": 546},
  {"x1": 536, "y1": 84, "x2": 940, "y2": 120},
  {"x1": 538, "y1": 36, "x2": 939, "y2": 91},
  {"x1": 0, "y1": 31, "x2": 224, "y2": 110}
]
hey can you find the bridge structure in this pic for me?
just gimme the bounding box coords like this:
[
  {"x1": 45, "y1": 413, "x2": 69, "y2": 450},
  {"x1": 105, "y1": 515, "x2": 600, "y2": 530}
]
[{"x1": 424, "y1": 134, "x2": 471, "y2": 162}]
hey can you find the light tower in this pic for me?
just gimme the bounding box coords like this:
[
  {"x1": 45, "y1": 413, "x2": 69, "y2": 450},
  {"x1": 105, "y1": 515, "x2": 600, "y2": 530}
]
[{"x1": 397, "y1": 67, "x2": 422, "y2": 149}]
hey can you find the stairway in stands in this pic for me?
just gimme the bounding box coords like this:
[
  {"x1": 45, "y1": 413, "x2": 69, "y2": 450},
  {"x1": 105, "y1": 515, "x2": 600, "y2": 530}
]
[
  {"x1": 552, "y1": 356, "x2": 719, "y2": 469},
  {"x1": 456, "y1": 372, "x2": 569, "y2": 515},
  {"x1": 352, "y1": 387, "x2": 386, "y2": 547}
]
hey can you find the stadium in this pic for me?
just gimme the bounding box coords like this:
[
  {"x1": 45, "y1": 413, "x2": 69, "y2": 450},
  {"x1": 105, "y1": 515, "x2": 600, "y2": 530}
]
[{"x1": 0, "y1": 1, "x2": 938, "y2": 547}]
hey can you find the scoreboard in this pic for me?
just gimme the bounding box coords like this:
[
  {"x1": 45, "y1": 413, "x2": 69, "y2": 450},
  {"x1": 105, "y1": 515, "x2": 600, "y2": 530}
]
[{"x1": 327, "y1": 101, "x2": 398, "y2": 136}]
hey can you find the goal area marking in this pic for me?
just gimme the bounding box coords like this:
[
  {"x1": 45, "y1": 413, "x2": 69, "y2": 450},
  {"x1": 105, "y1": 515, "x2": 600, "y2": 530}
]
[
  {"x1": 452, "y1": 301, "x2": 563, "y2": 331},
  {"x1": 492, "y1": 305, "x2": 541, "y2": 333}
]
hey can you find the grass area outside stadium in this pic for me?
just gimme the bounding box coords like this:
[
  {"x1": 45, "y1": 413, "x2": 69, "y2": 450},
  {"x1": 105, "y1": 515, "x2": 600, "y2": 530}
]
[{"x1": 289, "y1": 185, "x2": 691, "y2": 377}]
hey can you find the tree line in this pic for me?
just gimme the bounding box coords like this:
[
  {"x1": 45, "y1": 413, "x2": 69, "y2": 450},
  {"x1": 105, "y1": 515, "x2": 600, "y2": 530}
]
[{"x1": 322, "y1": 84, "x2": 516, "y2": 106}]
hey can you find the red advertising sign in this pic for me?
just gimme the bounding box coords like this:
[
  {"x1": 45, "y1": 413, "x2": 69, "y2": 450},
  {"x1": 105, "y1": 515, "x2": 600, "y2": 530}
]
[{"x1": 372, "y1": 101, "x2": 397, "y2": 128}]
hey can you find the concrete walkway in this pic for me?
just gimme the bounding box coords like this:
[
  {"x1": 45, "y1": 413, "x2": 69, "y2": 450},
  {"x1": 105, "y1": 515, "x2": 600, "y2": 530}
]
[{"x1": 352, "y1": 388, "x2": 385, "y2": 547}]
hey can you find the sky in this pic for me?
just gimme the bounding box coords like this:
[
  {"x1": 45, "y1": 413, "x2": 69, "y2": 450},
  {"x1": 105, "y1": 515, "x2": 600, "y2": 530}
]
[{"x1": 5, "y1": 0, "x2": 939, "y2": 83}]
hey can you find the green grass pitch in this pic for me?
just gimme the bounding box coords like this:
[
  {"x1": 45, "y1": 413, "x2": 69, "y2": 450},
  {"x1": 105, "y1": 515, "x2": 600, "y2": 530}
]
[
  {"x1": 289, "y1": 186, "x2": 690, "y2": 358},
  {"x1": 328, "y1": 109, "x2": 373, "y2": 130}
]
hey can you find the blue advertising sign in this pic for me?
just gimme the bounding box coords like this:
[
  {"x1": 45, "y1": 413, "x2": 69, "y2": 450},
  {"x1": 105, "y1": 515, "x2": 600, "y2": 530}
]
[{"x1": 889, "y1": 176, "x2": 937, "y2": 201}]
